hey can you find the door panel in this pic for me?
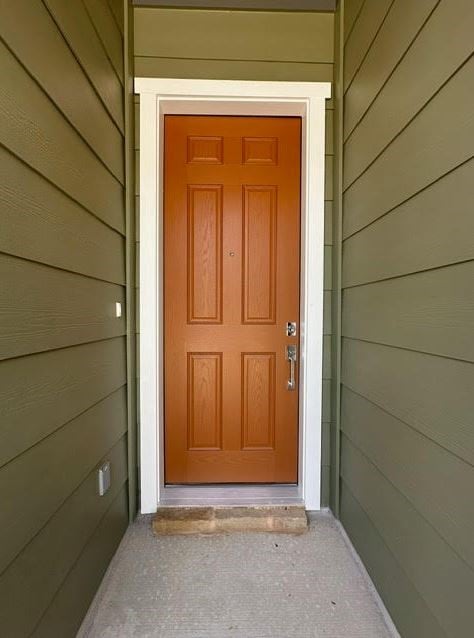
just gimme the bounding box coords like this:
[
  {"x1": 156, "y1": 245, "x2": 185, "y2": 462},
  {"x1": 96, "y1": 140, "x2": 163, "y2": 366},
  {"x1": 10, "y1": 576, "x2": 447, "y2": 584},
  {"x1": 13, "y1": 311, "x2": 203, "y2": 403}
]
[
  {"x1": 187, "y1": 353, "x2": 222, "y2": 450},
  {"x1": 164, "y1": 115, "x2": 301, "y2": 484},
  {"x1": 241, "y1": 353, "x2": 276, "y2": 450},
  {"x1": 187, "y1": 185, "x2": 223, "y2": 323},
  {"x1": 242, "y1": 185, "x2": 277, "y2": 323}
]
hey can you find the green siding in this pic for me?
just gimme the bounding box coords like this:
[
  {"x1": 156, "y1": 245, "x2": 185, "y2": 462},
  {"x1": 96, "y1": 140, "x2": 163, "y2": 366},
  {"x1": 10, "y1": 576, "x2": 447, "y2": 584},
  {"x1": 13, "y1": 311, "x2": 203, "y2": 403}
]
[
  {"x1": 339, "y1": 1, "x2": 474, "y2": 636},
  {"x1": 329, "y1": 0, "x2": 343, "y2": 515},
  {"x1": 135, "y1": 8, "x2": 334, "y2": 62},
  {"x1": 43, "y1": 0, "x2": 125, "y2": 130},
  {"x1": 133, "y1": 6, "x2": 335, "y2": 505},
  {"x1": 0, "y1": 1, "x2": 129, "y2": 636},
  {"x1": 124, "y1": 0, "x2": 139, "y2": 520}
]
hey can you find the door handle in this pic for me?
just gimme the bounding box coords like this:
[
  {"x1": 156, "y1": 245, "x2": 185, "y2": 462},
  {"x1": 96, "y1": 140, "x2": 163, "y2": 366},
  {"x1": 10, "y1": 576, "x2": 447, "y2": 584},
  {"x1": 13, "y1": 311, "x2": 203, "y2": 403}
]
[{"x1": 286, "y1": 345, "x2": 297, "y2": 391}]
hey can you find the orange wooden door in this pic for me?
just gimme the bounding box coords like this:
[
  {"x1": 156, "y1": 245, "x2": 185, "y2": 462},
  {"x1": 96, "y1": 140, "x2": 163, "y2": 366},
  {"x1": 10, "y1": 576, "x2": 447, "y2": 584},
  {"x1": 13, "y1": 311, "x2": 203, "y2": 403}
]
[{"x1": 164, "y1": 115, "x2": 301, "y2": 484}]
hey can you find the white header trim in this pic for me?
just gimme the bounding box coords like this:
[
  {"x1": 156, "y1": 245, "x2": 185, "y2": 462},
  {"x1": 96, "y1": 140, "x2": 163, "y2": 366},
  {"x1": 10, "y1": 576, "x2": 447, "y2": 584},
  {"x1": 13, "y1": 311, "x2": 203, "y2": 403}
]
[{"x1": 135, "y1": 77, "x2": 331, "y2": 99}]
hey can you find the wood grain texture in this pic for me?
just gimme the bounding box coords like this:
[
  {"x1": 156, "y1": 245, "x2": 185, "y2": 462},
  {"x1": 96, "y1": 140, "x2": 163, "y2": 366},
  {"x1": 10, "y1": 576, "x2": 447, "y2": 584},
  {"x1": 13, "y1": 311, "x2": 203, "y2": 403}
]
[
  {"x1": 134, "y1": 8, "x2": 334, "y2": 63},
  {"x1": 0, "y1": 255, "x2": 126, "y2": 360},
  {"x1": 0, "y1": 338, "x2": 126, "y2": 468},
  {"x1": 30, "y1": 484, "x2": 128, "y2": 638},
  {"x1": 342, "y1": 387, "x2": 474, "y2": 569},
  {"x1": 343, "y1": 0, "x2": 438, "y2": 138},
  {"x1": 0, "y1": 0, "x2": 124, "y2": 183},
  {"x1": 342, "y1": 159, "x2": 474, "y2": 287},
  {"x1": 187, "y1": 353, "x2": 223, "y2": 450},
  {"x1": 83, "y1": 0, "x2": 124, "y2": 82},
  {"x1": 340, "y1": 483, "x2": 446, "y2": 638},
  {"x1": 342, "y1": 261, "x2": 474, "y2": 362},
  {"x1": 187, "y1": 185, "x2": 223, "y2": 323},
  {"x1": 242, "y1": 137, "x2": 278, "y2": 165},
  {"x1": 343, "y1": 0, "x2": 474, "y2": 190},
  {"x1": 242, "y1": 353, "x2": 276, "y2": 449},
  {"x1": 343, "y1": 0, "x2": 393, "y2": 91},
  {"x1": 342, "y1": 338, "x2": 474, "y2": 467},
  {"x1": 0, "y1": 41, "x2": 125, "y2": 234},
  {"x1": 341, "y1": 436, "x2": 474, "y2": 638},
  {"x1": 0, "y1": 148, "x2": 125, "y2": 284},
  {"x1": 343, "y1": 57, "x2": 474, "y2": 237},
  {"x1": 164, "y1": 116, "x2": 300, "y2": 484},
  {"x1": 187, "y1": 136, "x2": 223, "y2": 164},
  {"x1": 242, "y1": 186, "x2": 277, "y2": 323},
  {"x1": 43, "y1": 0, "x2": 124, "y2": 131},
  {"x1": 0, "y1": 388, "x2": 127, "y2": 575}
]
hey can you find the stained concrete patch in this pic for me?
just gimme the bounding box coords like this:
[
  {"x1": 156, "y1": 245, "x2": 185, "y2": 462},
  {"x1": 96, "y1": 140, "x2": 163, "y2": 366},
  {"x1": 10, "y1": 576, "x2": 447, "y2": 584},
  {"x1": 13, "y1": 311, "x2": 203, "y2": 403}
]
[
  {"x1": 153, "y1": 505, "x2": 308, "y2": 535},
  {"x1": 78, "y1": 512, "x2": 398, "y2": 638}
]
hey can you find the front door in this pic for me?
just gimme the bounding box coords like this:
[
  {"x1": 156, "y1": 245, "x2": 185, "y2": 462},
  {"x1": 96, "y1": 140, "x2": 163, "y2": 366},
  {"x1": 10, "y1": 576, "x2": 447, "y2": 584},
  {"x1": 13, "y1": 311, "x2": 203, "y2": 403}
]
[{"x1": 164, "y1": 115, "x2": 301, "y2": 484}]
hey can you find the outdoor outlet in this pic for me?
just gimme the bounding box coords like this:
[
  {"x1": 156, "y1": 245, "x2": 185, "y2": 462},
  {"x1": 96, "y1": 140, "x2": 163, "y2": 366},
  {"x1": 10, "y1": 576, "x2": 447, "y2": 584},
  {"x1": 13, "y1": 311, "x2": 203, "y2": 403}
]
[
  {"x1": 115, "y1": 302, "x2": 122, "y2": 318},
  {"x1": 98, "y1": 461, "x2": 111, "y2": 496}
]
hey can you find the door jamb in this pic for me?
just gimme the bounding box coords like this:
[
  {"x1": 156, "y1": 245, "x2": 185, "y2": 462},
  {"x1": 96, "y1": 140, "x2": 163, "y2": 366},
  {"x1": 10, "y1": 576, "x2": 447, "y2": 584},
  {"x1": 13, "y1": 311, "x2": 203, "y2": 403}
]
[{"x1": 135, "y1": 78, "x2": 331, "y2": 513}]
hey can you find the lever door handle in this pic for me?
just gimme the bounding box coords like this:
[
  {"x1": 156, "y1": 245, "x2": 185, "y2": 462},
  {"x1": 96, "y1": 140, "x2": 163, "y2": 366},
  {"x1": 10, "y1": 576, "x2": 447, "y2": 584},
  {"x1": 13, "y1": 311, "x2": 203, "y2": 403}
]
[{"x1": 286, "y1": 345, "x2": 297, "y2": 391}]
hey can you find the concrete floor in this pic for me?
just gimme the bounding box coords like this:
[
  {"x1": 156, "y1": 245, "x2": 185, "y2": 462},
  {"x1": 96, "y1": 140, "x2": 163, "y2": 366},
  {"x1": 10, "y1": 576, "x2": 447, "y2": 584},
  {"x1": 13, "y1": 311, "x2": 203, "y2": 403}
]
[{"x1": 78, "y1": 512, "x2": 398, "y2": 638}]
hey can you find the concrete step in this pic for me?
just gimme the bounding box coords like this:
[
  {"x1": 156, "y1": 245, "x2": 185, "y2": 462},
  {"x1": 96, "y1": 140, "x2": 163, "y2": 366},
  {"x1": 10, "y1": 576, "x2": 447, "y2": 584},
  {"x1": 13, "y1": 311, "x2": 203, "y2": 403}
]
[{"x1": 152, "y1": 505, "x2": 308, "y2": 535}]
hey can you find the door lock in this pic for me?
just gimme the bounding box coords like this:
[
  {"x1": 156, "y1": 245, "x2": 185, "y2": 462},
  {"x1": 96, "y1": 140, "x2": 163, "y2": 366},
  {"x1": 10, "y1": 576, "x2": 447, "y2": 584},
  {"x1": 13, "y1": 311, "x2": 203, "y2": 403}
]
[{"x1": 286, "y1": 321, "x2": 297, "y2": 337}]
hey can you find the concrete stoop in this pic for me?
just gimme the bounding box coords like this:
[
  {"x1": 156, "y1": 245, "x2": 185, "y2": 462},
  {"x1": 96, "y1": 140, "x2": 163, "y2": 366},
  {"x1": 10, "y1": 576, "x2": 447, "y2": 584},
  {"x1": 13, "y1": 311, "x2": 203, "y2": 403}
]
[{"x1": 152, "y1": 505, "x2": 308, "y2": 535}]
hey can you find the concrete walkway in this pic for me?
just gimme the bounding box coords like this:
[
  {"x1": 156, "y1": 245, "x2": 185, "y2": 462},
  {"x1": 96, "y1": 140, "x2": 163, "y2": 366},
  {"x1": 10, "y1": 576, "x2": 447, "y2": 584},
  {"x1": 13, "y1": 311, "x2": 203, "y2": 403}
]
[{"x1": 78, "y1": 512, "x2": 398, "y2": 638}]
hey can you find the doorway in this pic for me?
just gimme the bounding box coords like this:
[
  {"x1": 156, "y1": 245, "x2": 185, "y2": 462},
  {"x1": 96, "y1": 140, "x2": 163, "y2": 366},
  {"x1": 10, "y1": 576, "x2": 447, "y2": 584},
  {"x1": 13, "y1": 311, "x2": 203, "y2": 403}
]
[{"x1": 136, "y1": 78, "x2": 330, "y2": 511}]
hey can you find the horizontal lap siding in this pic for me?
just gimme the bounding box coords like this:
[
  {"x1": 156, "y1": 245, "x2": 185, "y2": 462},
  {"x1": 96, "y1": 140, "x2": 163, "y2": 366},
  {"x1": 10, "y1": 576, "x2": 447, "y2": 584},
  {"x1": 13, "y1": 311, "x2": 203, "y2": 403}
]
[
  {"x1": 341, "y1": 1, "x2": 474, "y2": 636},
  {"x1": 0, "y1": 2, "x2": 128, "y2": 637},
  {"x1": 134, "y1": 8, "x2": 334, "y2": 63},
  {"x1": 133, "y1": 6, "x2": 335, "y2": 504}
]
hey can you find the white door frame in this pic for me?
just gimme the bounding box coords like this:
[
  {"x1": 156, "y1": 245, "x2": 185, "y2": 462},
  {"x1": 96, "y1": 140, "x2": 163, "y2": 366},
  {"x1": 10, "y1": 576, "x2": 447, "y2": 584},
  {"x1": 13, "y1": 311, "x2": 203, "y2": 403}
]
[{"x1": 135, "y1": 78, "x2": 331, "y2": 513}]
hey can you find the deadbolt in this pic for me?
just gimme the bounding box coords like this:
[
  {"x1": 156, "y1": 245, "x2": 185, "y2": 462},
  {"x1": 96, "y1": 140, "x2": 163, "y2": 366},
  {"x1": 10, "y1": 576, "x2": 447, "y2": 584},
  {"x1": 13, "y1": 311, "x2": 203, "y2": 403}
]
[{"x1": 286, "y1": 321, "x2": 297, "y2": 337}]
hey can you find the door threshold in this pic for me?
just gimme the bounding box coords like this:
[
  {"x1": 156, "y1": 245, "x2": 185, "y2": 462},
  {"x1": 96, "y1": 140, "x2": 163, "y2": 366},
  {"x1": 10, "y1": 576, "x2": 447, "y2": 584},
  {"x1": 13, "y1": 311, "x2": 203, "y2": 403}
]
[{"x1": 160, "y1": 484, "x2": 303, "y2": 507}]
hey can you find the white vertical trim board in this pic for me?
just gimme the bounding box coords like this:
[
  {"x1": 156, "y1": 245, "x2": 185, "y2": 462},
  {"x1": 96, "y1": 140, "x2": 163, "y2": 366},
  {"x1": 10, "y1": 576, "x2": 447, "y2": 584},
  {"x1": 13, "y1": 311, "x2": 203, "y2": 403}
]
[{"x1": 136, "y1": 78, "x2": 331, "y2": 513}]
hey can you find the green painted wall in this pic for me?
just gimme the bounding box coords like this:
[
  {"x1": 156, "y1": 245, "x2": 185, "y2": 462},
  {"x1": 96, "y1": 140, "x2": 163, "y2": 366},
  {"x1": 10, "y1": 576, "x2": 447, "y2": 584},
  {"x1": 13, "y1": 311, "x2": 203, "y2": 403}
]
[
  {"x1": 339, "y1": 1, "x2": 474, "y2": 636},
  {"x1": 133, "y1": 6, "x2": 335, "y2": 504},
  {"x1": 0, "y1": 0, "x2": 130, "y2": 635}
]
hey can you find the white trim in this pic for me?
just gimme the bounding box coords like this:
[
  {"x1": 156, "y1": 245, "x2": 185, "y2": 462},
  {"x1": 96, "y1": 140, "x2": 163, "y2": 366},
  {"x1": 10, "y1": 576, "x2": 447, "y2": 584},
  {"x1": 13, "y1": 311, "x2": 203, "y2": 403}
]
[{"x1": 136, "y1": 78, "x2": 331, "y2": 513}]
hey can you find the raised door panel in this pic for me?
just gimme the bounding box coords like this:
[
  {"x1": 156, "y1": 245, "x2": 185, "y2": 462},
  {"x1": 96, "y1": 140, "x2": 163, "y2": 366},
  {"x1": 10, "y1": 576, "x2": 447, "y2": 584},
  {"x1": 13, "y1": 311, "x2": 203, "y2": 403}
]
[
  {"x1": 242, "y1": 186, "x2": 277, "y2": 324},
  {"x1": 187, "y1": 353, "x2": 223, "y2": 450},
  {"x1": 187, "y1": 185, "x2": 223, "y2": 323},
  {"x1": 187, "y1": 136, "x2": 223, "y2": 164},
  {"x1": 242, "y1": 353, "x2": 276, "y2": 450},
  {"x1": 242, "y1": 137, "x2": 278, "y2": 165}
]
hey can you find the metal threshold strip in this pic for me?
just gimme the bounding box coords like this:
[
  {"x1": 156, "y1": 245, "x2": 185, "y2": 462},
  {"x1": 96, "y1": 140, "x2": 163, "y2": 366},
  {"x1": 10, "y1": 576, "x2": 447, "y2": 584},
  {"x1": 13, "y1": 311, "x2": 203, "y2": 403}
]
[{"x1": 160, "y1": 484, "x2": 303, "y2": 507}]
